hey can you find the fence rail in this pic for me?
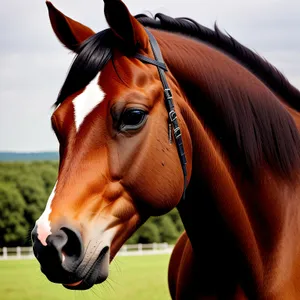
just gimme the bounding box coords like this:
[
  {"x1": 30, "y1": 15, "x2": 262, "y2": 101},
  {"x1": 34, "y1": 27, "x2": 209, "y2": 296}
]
[{"x1": 0, "y1": 243, "x2": 174, "y2": 260}]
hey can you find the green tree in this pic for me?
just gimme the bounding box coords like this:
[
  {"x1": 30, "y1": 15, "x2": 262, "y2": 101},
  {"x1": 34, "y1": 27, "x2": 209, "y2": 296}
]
[
  {"x1": 152, "y1": 215, "x2": 179, "y2": 244},
  {"x1": 127, "y1": 213, "x2": 183, "y2": 245},
  {"x1": 0, "y1": 161, "x2": 57, "y2": 246},
  {"x1": 136, "y1": 221, "x2": 161, "y2": 244},
  {"x1": 0, "y1": 182, "x2": 28, "y2": 247},
  {"x1": 37, "y1": 164, "x2": 57, "y2": 194},
  {"x1": 0, "y1": 162, "x2": 23, "y2": 183},
  {"x1": 126, "y1": 232, "x2": 139, "y2": 244},
  {"x1": 15, "y1": 175, "x2": 47, "y2": 230},
  {"x1": 167, "y1": 208, "x2": 184, "y2": 233}
]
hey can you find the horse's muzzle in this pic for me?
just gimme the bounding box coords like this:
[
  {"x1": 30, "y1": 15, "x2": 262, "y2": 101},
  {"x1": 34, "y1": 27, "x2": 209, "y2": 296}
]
[{"x1": 31, "y1": 225, "x2": 109, "y2": 289}]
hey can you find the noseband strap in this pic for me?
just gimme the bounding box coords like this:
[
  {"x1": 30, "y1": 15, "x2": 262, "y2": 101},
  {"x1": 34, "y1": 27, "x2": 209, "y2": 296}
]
[{"x1": 134, "y1": 28, "x2": 188, "y2": 200}]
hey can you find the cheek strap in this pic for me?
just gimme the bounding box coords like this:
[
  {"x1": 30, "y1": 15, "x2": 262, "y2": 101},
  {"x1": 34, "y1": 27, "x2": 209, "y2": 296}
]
[{"x1": 134, "y1": 28, "x2": 188, "y2": 200}]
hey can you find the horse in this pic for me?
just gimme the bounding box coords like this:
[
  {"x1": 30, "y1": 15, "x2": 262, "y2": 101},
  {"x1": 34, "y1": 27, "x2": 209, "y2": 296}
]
[{"x1": 31, "y1": 0, "x2": 300, "y2": 299}]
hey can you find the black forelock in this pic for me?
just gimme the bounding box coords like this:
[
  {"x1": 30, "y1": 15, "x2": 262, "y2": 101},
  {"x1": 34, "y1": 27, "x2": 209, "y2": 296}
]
[{"x1": 55, "y1": 29, "x2": 114, "y2": 107}]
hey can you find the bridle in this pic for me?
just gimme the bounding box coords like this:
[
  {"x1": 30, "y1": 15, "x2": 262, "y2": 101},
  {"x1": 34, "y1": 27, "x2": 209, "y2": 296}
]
[{"x1": 134, "y1": 28, "x2": 188, "y2": 199}]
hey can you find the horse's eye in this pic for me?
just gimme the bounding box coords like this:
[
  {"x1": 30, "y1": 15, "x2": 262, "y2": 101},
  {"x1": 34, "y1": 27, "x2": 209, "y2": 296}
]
[
  {"x1": 122, "y1": 109, "x2": 145, "y2": 126},
  {"x1": 119, "y1": 109, "x2": 147, "y2": 131}
]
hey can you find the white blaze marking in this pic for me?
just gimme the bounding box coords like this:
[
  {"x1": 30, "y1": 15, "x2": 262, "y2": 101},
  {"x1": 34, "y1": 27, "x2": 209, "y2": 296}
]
[
  {"x1": 36, "y1": 182, "x2": 57, "y2": 246},
  {"x1": 73, "y1": 72, "x2": 105, "y2": 131}
]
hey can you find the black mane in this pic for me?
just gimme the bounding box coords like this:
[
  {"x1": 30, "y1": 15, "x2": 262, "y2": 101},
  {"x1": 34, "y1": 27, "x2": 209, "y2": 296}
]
[
  {"x1": 56, "y1": 12, "x2": 300, "y2": 112},
  {"x1": 136, "y1": 13, "x2": 300, "y2": 112}
]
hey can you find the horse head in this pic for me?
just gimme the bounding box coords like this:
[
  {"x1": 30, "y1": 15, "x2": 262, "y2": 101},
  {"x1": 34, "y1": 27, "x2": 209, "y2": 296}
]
[{"x1": 31, "y1": 0, "x2": 191, "y2": 290}]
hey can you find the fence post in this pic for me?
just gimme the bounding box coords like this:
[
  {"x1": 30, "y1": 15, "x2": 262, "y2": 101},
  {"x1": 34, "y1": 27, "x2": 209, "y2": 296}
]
[
  {"x1": 153, "y1": 243, "x2": 157, "y2": 251},
  {"x1": 138, "y1": 243, "x2": 143, "y2": 254},
  {"x1": 16, "y1": 247, "x2": 21, "y2": 259},
  {"x1": 163, "y1": 242, "x2": 168, "y2": 250},
  {"x1": 122, "y1": 245, "x2": 127, "y2": 253},
  {"x1": 3, "y1": 247, "x2": 7, "y2": 259}
]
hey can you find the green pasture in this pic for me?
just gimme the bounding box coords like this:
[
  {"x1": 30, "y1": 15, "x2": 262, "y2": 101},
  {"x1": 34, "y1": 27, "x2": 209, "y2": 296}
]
[{"x1": 0, "y1": 255, "x2": 171, "y2": 300}]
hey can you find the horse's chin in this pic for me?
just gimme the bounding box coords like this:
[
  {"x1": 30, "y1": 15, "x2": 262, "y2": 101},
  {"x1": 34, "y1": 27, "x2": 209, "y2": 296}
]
[{"x1": 63, "y1": 246, "x2": 110, "y2": 290}]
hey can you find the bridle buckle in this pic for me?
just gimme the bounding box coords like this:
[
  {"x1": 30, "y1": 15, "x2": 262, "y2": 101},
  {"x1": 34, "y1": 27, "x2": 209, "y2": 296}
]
[
  {"x1": 164, "y1": 88, "x2": 172, "y2": 99},
  {"x1": 174, "y1": 127, "x2": 182, "y2": 139},
  {"x1": 169, "y1": 110, "x2": 177, "y2": 122}
]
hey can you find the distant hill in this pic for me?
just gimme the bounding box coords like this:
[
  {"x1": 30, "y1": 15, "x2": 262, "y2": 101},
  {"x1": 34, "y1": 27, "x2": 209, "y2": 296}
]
[{"x1": 0, "y1": 152, "x2": 59, "y2": 161}]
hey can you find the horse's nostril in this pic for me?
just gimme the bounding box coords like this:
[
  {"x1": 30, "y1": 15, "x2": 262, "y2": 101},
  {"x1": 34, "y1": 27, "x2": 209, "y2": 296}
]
[
  {"x1": 61, "y1": 227, "x2": 83, "y2": 259},
  {"x1": 56, "y1": 227, "x2": 84, "y2": 272}
]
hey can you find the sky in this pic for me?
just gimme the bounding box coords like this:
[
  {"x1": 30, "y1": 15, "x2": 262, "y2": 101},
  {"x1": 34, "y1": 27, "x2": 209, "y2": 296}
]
[{"x1": 0, "y1": 0, "x2": 299, "y2": 152}]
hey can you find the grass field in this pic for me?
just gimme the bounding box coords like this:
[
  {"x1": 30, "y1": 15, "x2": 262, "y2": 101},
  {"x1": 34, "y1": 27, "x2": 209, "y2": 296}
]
[{"x1": 0, "y1": 255, "x2": 171, "y2": 300}]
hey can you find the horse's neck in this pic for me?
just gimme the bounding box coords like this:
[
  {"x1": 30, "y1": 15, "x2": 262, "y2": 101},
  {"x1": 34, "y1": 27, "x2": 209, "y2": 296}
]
[
  {"x1": 177, "y1": 101, "x2": 300, "y2": 296},
  {"x1": 177, "y1": 105, "x2": 261, "y2": 279}
]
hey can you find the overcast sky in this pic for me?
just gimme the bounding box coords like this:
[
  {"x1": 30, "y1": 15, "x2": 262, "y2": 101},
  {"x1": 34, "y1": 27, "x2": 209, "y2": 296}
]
[{"x1": 1, "y1": 0, "x2": 299, "y2": 152}]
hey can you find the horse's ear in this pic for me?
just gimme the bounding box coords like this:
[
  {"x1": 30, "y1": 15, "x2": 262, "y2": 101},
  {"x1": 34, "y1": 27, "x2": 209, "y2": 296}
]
[
  {"x1": 46, "y1": 1, "x2": 95, "y2": 52},
  {"x1": 103, "y1": 0, "x2": 149, "y2": 53}
]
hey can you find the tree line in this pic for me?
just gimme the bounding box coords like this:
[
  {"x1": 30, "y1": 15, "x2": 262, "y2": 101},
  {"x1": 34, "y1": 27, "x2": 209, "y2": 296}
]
[{"x1": 0, "y1": 161, "x2": 183, "y2": 247}]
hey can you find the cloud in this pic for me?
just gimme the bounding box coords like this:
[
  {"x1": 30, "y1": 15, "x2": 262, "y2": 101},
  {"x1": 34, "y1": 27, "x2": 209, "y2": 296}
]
[{"x1": 1, "y1": 0, "x2": 299, "y2": 151}]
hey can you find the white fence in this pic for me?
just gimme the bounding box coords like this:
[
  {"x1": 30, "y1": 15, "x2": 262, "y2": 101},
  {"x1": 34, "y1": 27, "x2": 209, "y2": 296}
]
[{"x1": 0, "y1": 243, "x2": 174, "y2": 260}]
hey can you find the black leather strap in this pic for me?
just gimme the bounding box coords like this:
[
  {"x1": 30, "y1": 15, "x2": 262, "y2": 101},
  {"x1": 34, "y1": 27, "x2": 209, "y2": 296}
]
[
  {"x1": 134, "y1": 53, "x2": 168, "y2": 71},
  {"x1": 134, "y1": 28, "x2": 188, "y2": 199}
]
